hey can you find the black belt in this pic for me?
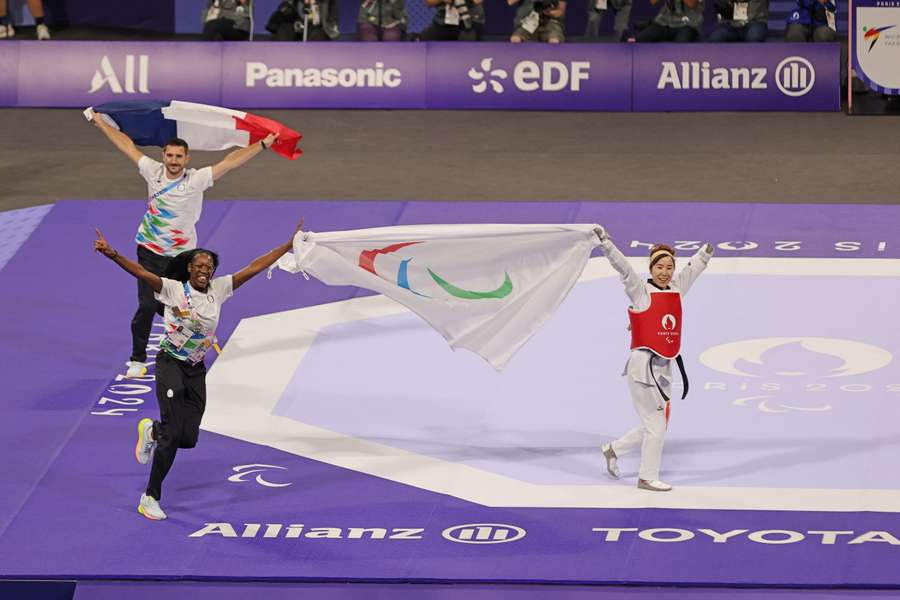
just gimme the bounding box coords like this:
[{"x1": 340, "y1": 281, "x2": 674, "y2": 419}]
[{"x1": 649, "y1": 354, "x2": 689, "y2": 405}]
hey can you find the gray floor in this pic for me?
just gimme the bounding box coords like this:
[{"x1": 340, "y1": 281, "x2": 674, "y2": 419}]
[{"x1": 1, "y1": 108, "x2": 898, "y2": 210}]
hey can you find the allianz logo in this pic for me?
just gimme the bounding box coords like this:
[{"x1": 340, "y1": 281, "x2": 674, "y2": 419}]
[
  {"x1": 657, "y1": 56, "x2": 815, "y2": 97},
  {"x1": 468, "y1": 57, "x2": 590, "y2": 94},
  {"x1": 189, "y1": 522, "x2": 526, "y2": 544},
  {"x1": 246, "y1": 62, "x2": 402, "y2": 89},
  {"x1": 89, "y1": 55, "x2": 150, "y2": 94}
]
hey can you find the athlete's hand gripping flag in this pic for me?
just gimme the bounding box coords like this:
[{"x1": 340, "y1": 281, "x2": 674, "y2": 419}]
[
  {"x1": 85, "y1": 100, "x2": 302, "y2": 160},
  {"x1": 274, "y1": 224, "x2": 603, "y2": 370}
]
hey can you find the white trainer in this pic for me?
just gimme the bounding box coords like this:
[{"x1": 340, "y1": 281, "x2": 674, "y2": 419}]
[
  {"x1": 0, "y1": 25, "x2": 15, "y2": 39},
  {"x1": 36, "y1": 23, "x2": 50, "y2": 40},
  {"x1": 637, "y1": 479, "x2": 673, "y2": 492},
  {"x1": 125, "y1": 361, "x2": 149, "y2": 378},
  {"x1": 138, "y1": 494, "x2": 167, "y2": 520},
  {"x1": 135, "y1": 418, "x2": 156, "y2": 465},
  {"x1": 601, "y1": 443, "x2": 620, "y2": 479}
]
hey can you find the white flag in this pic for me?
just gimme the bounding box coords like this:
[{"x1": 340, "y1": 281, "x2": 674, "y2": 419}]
[{"x1": 275, "y1": 224, "x2": 601, "y2": 370}]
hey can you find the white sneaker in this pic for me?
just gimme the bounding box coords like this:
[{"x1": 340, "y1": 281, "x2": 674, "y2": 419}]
[
  {"x1": 601, "y1": 443, "x2": 620, "y2": 479},
  {"x1": 138, "y1": 494, "x2": 167, "y2": 520},
  {"x1": 135, "y1": 418, "x2": 156, "y2": 465},
  {"x1": 125, "y1": 361, "x2": 149, "y2": 378},
  {"x1": 0, "y1": 25, "x2": 15, "y2": 39},
  {"x1": 36, "y1": 23, "x2": 50, "y2": 40},
  {"x1": 637, "y1": 479, "x2": 673, "y2": 492}
]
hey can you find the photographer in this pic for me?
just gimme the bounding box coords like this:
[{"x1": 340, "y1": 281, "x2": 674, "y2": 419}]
[
  {"x1": 358, "y1": 0, "x2": 407, "y2": 40},
  {"x1": 585, "y1": 0, "x2": 632, "y2": 42},
  {"x1": 509, "y1": 0, "x2": 566, "y2": 43},
  {"x1": 420, "y1": 0, "x2": 485, "y2": 41},
  {"x1": 267, "y1": 0, "x2": 340, "y2": 41},
  {"x1": 202, "y1": 0, "x2": 251, "y2": 41},
  {"x1": 785, "y1": 0, "x2": 836, "y2": 42},
  {"x1": 634, "y1": 0, "x2": 703, "y2": 42},
  {"x1": 709, "y1": 0, "x2": 767, "y2": 41}
]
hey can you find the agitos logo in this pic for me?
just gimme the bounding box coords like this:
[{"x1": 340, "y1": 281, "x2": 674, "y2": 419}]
[
  {"x1": 358, "y1": 242, "x2": 513, "y2": 300},
  {"x1": 863, "y1": 24, "x2": 897, "y2": 51}
]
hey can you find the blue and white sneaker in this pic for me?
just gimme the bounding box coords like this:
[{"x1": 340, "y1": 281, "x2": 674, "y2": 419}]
[
  {"x1": 135, "y1": 418, "x2": 156, "y2": 465},
  {"x1": 138, "y1": 494, "x2": 166, "y2": 520}
]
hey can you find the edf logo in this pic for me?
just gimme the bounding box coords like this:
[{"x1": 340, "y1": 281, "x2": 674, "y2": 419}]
[
  {"x1": 469, "y1": 58, "x2": 590, "y2": 94},
  {"x1": 442, "y1": 523, "x2": 527, "y2": 544}
]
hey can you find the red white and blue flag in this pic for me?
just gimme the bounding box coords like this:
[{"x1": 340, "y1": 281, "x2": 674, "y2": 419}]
[{"x1": 86, "y1": 99, "x2": 302, "y2": 160}]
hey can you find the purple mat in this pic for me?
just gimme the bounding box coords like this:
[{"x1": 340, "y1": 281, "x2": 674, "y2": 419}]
[{"x1": 2, "y1": 200, "x2": 899, "y2": 589}]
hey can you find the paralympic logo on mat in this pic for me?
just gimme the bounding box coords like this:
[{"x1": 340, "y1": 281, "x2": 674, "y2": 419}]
[
  {"x1": 228, "y1": 464, "x2": 292, "y2": 488},
  {"x1": 359, "y1": 241, "x2": 513, "y2": 300},
  {"x1": 699, "y1": 337, "x2": 894, "y2": 413}
]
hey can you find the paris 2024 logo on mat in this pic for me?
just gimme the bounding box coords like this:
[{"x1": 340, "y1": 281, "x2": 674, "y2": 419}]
[{"x1": 699, "y1": 337, "x2": 894, "y2": 413}]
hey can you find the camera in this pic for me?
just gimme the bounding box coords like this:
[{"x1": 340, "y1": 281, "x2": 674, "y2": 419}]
[
  {"x1": 452, "y1": 0, "x2": 474, "y2": 28},
  {"x1": 714, "y1": 0, "x2": 733, "y2": 19},
  {"x1": 532, "y1": 0, "x2": 560, "y2": 12}
]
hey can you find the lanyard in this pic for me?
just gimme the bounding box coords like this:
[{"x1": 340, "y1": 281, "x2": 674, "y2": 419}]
[{"x1": 182, "y1": 281, "x2": 198, "y2": 322}]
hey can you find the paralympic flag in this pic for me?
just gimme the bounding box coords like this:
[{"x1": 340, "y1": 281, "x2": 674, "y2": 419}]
[
  {"x1": 86, "y1": 99, "x2": 302, "y2": 160},
  {"x1": 275, "y1": 224, "x2": 601, "y2": 370}
]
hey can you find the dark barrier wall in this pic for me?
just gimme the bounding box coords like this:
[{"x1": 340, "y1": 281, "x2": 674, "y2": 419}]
[{"x1": 61, "y1": 0, "x2": 175, "y2": 32}]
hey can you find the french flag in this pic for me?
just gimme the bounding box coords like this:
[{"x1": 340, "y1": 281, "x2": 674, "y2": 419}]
[{"x1": 87, "y1": 100, "x2": 302, "y2": 160}]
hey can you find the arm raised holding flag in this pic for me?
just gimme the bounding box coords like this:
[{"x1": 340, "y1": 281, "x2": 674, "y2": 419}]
[{"x1": 88, "y1": 108, "x2": 277, "y2": 182}]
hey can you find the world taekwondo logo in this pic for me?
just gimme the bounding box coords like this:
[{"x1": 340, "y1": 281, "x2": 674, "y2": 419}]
[
  {"x1": 468, "y1": 58, "x2": 508, "y2": 94},
  {"x1": 700, "y1": 337, "x2": 893, "y2": 413},
  {"x1": 228, "y1": 464, "x2": 292, "y2": 488},
  {"x1": 863, "y1": 25, "x2": 898, "y2": 51},
  {"x1": 89, "y1": 55, "x2": 150, "y2": 94}
]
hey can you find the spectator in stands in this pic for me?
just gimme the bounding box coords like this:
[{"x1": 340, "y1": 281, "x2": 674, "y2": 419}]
[
  {"x1": 509, "y1": 0, "x2": 567, "y2": 43},
  {"x1": 420, "y1": 0, "x2": 485, "y2": 41},
  {"x1": 708, "y1": 0, "x2": 768, "y2": 41},
  {"x1": 267, "y1": 0, "x2": 340, "y2": 40},
  {"x1": 785, "y1": 0, "x2": 836, "y2": 41},
  {"x1": 202, "y1": 0, "x2": 251, "y2": 40},
  {"x1": 585, "y1": 0, "x2": 631, "y2": 42},
  {"x1": 635, "y1": 0, "x2": 703, "y2": 42},
  {"x1": 358, "y1": 0, "x2": 407, "y2": 40},
  {"x1": 0, "y1": 0, "x2": 50, "y2": 39}
]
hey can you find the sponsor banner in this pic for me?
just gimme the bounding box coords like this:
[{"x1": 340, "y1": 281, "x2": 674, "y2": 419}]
[
  {"x1": 852, "y1": 0, "x2": 900, "y2": 95},
  {"x1": 221, "y1": 42, "x2": 427, "y2": 109},
  {"x1": 633, "y1": 43, "x2": 840, "y2": 111},
  {"x1": 426, "y1": 43, "x2": 631, "y2": 111},
  {"x1": 14, "y1": 41, "x2": 222, "y2": 107},
  {"x1": 8, "y1": 42, "x2": 840, "y2": 110},
  {"x1": 0, "y1": 40, "x2": 18, "y2": 106}
]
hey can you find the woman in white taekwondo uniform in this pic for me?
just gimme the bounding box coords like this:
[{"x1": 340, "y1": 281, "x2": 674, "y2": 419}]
[
  {"x1": 92, "y1": 219, "x2": 303, "y2": 521},
  {"x1": 594, "y1": 226, "x2": 713, "y2": 492}
]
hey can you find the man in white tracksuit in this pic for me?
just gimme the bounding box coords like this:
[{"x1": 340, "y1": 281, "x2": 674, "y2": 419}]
[{"x1": 594, "y1": 226, "x2": 713, "y2": 492}]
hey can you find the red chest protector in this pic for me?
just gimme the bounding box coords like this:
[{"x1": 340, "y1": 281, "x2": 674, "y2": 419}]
[{"x1": 628, "y1": 290, "x2": 683, "y2": 360}]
